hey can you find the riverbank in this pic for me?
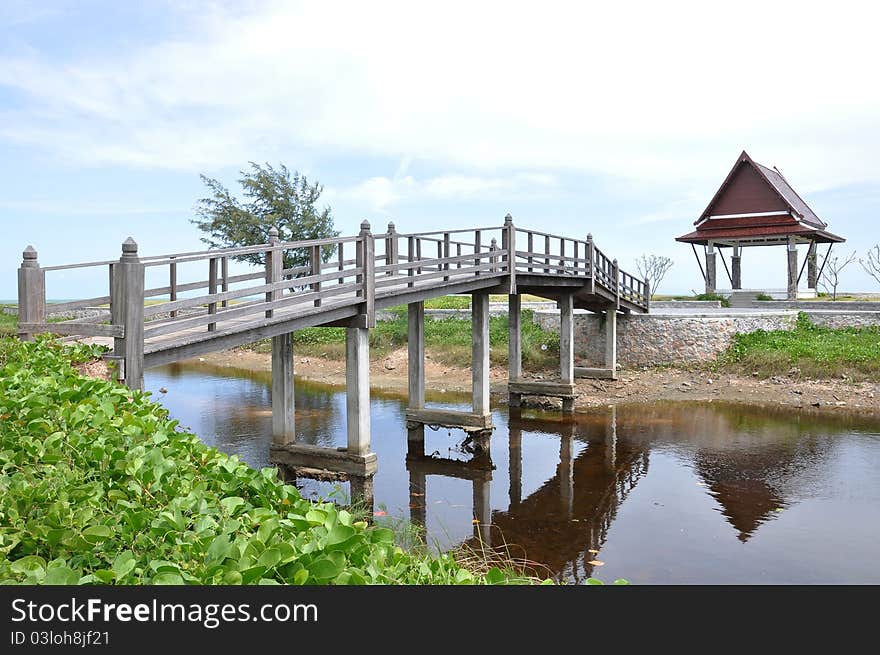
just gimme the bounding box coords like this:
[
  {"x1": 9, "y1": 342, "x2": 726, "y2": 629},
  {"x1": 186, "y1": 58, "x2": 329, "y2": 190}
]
[{"x1": 197, "y1": 347, "x2": 880, "y2": 415}]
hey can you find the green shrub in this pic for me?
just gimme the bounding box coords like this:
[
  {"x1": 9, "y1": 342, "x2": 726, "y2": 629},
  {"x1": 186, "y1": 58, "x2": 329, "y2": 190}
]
[{"x1": 0, "y1": 337, "x2": 531, "y2": 585}]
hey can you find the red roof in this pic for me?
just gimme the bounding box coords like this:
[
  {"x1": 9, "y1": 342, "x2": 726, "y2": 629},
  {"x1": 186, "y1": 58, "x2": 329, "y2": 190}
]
[{"x1": 677, "y1": 151, "x2": 844, "y2": 245}]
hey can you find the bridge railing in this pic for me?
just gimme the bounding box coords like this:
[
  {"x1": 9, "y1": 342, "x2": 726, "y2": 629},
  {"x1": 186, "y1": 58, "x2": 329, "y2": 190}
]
[
  {"x1": 374, "y1": 224, "x2": 509, "y2": 292},
  {"x1": 512, "y1": 226, "x2": 648, "y2": 309}
]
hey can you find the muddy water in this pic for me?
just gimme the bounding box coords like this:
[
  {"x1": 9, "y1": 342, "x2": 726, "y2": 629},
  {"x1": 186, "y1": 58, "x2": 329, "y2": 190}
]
[{"x1": 145, "y1": 360, "x2": 880, "y2": 584}]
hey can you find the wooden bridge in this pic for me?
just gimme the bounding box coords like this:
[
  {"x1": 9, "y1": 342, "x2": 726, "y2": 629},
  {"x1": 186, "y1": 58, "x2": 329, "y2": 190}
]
[{"x1": 17, "y1": 215, "x2": 648, "y2": 484}]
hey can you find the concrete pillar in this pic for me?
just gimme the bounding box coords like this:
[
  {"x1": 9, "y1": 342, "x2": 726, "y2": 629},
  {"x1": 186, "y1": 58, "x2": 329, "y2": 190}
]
[
  {"x1": 407, "y1": 302, "x2": 425, "y2": 409},
  {"x1": 731, "y1": 245, "x2": 742, "y2": 290},
  {"x1": 271, "y1": 332, "x2": 295, "y2": 446},
  {"x1": 559, "y1": 424, "x2": 574, "y2": 519},
  {"x1": 509, "y1": 419, "x2": 522, "y2": 507},
  {"x1": 17, "y1": 245, "x2": 45, "y2": 341},
  {"x1": 508, "y1": 294, "x2": 521, "y2": 381},
  {"x1": 349, "y1": 475, "x2": 374, "y2": 512},
  {"x1": 807, "y1": 242, "x2": 818, "y2": 289},
  {"x1": 787, "y1": 237, "x2": 798, "y2": 300},
  {"x1": 559, "y1": 292, "x2": 574, "y2": 383},
  {"x1": 345, "y1": 327, "x2": 371, "y2": 456},
  {"x1": 473, "y1": 479, "x2": 491, "y2": 546},
  {"x1": 604, "y1": 308, "x2": 617, "y2": 372},
  {"x1": 705, "y1": 242, "x2": 716, "y2": 294},
  {"x1": 113, "y1": 238, "x2": 145, "y2": 390},
  {"x1": 407, "y1": 424, "x2": 425, "y2": 456},
  {"x1": 472, "y1": 291, "x2": 490, "y2": 416}
]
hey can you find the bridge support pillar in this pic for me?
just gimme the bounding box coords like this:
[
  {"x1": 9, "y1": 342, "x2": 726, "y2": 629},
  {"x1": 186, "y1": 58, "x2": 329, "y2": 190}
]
[
  {"x1": 346, "y1": 327, "x2": 371, "y2": 456},
  {"x1": 559, "y1": 292, "x2": 574, "y2": 382},
  {"x1": 508, "y1": 294, "x2": 522, "y2": 381},
  {"x1": 271, "y1": 332, "x2": 295, "y2": 446},
  {"x1": 604, "y1": 308, "x2": 617, "y2": 376},
  {"x1": 787, "y1": 236, "x2": 798, "y2": 300},
  {"x1": 407, "y1": 302, "x2": 425, "y2": 410},
  {"x1": 731, "y1": 245, "x2": 742, "y2": 290},
  {"x1": 472, "y1": 291, "x2": 490, "y2": 417}
]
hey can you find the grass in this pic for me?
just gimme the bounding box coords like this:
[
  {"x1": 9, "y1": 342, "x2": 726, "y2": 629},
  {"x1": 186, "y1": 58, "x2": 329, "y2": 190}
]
[
  {"x1": 719, "y1": 312, "x2": 880, "y2": 380},
  {"x1": 247, "y1": 305, "x2": 561, "y2": 370},
  {"x1": 755, "y1": 293, "x2": 774, "y2": 301},
  {"x1": 0, "y1": 311, "x2": 15, "y2": 336},
  {"x1": 654, "y1": 293, "x2": 731, "y2": 307}
]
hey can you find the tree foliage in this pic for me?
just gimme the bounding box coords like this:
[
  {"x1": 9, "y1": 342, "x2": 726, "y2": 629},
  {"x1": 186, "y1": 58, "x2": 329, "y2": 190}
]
[
  {"x1": 192, "y1": 162, "x2": 339, "y2": 271},
  {"x1": 635, "y1": 254, "x2": 674, "y2": 295}
]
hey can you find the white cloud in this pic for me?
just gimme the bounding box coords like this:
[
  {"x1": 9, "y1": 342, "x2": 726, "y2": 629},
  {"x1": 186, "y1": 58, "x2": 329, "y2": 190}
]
[
  {"x1": 0, "y1": 0, "x2": 878, "y2": 191},
  {"x1": 330, "y1": 172, "x2": 558, "y2": 211}
]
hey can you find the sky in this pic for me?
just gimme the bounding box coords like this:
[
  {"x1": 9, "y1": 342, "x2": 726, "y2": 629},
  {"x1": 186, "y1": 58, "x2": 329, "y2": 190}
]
[{"x1": 0, "y1": 0, "x2": 878, "y2": 299}]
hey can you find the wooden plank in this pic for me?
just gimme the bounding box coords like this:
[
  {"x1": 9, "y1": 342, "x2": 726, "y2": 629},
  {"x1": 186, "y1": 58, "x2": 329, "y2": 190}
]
[
  {"x1": 18, "y1": 322, "x2": 124, "y2": 338},
  {"x1": 143, "y1": 267, "x2": 362, "y2": 317},
  {"x1": 507, "y1": 380, "x2": 576, "y2": 397},
  {"x1": 373, "y1": 260, "x2": 500, "y2": 290},
  {"x1": 47, "y1": 296, "x2": 111, "y2": 313},
  {"x1": 405, "y1": 408, "x2": 493, "y2": 430},
  {"x1": 269, "y1": 444, "x2": 378, "y2": 477},
  {"x1": 143, "y1": 282, "x2": 362, "y2": 339},
  {"x1": 375, "y1": 249, "x2": 492, "y2": 273}
]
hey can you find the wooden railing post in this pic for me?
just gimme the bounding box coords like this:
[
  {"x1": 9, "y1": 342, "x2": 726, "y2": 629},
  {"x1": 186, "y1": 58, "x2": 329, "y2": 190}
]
[
  {"x1": 17, "y1": 245, "x2": 45, "y2": 341},
  {"x1": 558, "y1": 238, "x2": 566, "y2": 274},
  {"x1": 221, "y1": 256, "x2": 229, "y2": 308},
  {"x1": 443, "y1": 232, "x2": 450, "y2": 281},
  {"x1": 265, "y1": 227, "x2": 280, "y2": 318},
  {"x1": 207, "y1": 257, "x2": 218, "y2": 331},
  {"x1": 168, "y1": 257, "x2": 177, "y2": 317},
  {"x1": 544, "y1": 235, "x2": 551, "y2": 273},
  {"x1": 587, "y1": 233, "x2": 595, "y2": 293},
  {"x1": 612, "y1": 258, "x2": 620, "y2": 309},
  {"x1": 311, "y1": 244, "x2": 322, "y2": 307},
  {"x1": 490, "y1": 238, "x2": 498, "y2": 272},
  {"x1": 503, "y1": 213, "x2": 516, "y2": 293},
  {"x1": 645, "y1": 277, "x2": 651, "y2": 312},
  {"x1": 386, "y1": 222, "x2": 398, "y2": 277},
  {"x1": 112, "y1": 237, "x2": 145, "y2": 390},
  {"x1": 474, "y1": 230, "x2": 482, "y2": 276},
  {"x1": 407, "y1": 236, "x2": 415, "y2": 288},
  {"x1": 527, "y1": 231, "x2": 534, "y2": 272},
  {"x1": 359, "y1": 220, "x2": 375, "y2": 327}
]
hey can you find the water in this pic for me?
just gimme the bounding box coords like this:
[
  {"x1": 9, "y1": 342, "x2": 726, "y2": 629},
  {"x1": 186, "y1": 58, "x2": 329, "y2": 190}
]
[{"x1": 145, "y1": 360, "x2": 880, "y2": 584}]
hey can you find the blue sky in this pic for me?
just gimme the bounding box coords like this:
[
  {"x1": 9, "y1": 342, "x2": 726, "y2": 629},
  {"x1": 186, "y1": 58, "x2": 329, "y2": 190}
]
[{"x1": 1, "y1": 0, "x2": 878, "y2": 299}]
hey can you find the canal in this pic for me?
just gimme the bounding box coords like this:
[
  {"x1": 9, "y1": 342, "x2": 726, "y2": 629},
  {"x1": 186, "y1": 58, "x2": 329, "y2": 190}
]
[{"x1": 145, "y1": 360, "x2": 880, "y2": 584}]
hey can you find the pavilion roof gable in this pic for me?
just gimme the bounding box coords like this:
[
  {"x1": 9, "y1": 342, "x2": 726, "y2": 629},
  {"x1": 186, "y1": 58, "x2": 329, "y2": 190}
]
[{"x1": 695, "y1": 151, "x2": 827, "y2": 229}]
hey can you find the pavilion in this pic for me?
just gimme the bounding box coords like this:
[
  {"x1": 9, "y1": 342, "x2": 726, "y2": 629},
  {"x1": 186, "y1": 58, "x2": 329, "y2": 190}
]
[{"x1": 676, "y1": 150, "x2": 845, "y2": 300}]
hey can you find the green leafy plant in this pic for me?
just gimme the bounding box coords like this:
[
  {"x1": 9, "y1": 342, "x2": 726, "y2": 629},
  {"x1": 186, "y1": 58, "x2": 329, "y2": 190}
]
[{"x1": 0, "y1": 337, "x2": 537, "y2": 585}]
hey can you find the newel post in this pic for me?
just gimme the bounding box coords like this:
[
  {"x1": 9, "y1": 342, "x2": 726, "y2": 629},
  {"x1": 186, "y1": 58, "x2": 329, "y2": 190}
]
[
  {"x1": 502, "y1": 213, "x2": 516, "y2": 294},
  {"x1": 265, "y1": 227, "x2": 281, "y2": 318},
  {"x1": 645, "y1": 278, "x2": 651, "y2": 312},
  {"x1": 359, "y1": 220, "x2": 376, "y2": 327},
  {"x1": 112, "y1": 237, "x2": 145, "y2": 390},
  {"x1": 17, "y1": 245, "x2": 45, "y2": 341}
]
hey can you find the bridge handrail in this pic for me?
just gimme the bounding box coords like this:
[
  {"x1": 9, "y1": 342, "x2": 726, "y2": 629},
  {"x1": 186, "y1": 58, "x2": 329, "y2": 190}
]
[{"x1": 16, "y1": 218, "x2": 648, "y2": 351}]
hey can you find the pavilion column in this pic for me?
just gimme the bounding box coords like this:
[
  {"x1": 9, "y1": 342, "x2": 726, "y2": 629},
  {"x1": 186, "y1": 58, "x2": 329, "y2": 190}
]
[
  {"x1": 731, "y1": 245, "x2": 742, "y2": 290},
  {"x1": 787, "y1": 236, "x2": 798, "y2": 300},
  {"x1": 705, "y1": 242, "x2": 716, "y2": 294},
  {"x1": 807, "y1": 242, "x2": 818, "y2": 290}
]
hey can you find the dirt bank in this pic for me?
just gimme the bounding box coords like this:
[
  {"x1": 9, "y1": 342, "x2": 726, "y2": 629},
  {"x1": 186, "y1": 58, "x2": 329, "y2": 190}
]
[{"x1": 196, "y1": 347, "x2": 880, "y2": 415}]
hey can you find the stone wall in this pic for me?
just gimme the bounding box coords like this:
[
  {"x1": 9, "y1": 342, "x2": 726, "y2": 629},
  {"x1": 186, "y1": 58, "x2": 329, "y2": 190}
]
[{"x1": 533, "y1": 310, "x2": 880, "y2": 368}]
